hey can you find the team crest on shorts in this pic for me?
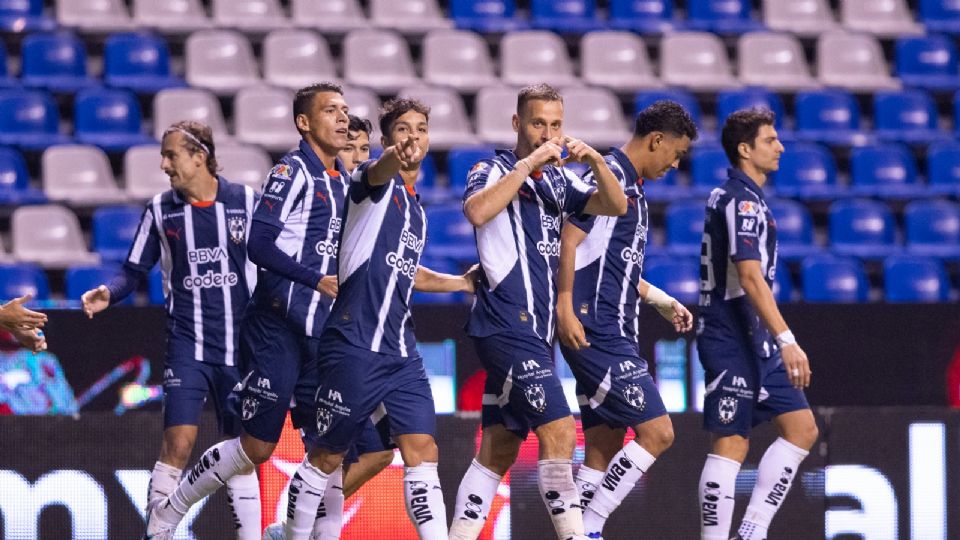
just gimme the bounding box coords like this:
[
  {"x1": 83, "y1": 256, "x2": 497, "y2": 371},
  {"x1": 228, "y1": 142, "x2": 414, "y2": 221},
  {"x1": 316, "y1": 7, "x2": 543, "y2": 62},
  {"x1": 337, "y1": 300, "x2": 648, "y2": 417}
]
[
  {"x1": 623, "y1": 384, "x2": 646, "y2": 410},
  {"x1": 228, "y1": 216, "x2": 246, "y2": 245},
  {"x1": 525, "y1": 384, "x2": 547, "y2": 412},
  {"x1": 718, "y1": 396, "x2": 738, "y2": 424},
  {"x1": 316, "y1": 408, "x2": 333, "y2": 436},
  {"x1": 241, "y1": 397, "x2": 258, "y2": 421}
]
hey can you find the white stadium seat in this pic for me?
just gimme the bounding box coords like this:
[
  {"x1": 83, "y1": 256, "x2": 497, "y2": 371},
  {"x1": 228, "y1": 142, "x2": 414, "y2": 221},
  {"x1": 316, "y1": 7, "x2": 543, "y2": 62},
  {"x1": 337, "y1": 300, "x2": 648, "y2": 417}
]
[
  {"x1": 369, "y1": 0, "x2": 452, "y2": 34},
  {"x1": 124, "y1": 144, "x2": 170, "y2": 200},
  {"x1": 501, "y1": 31, "x2": 580, "y2": 87},
  {"x1": 12, "y1": 205, "x2": 100, "y2": 268},
  {"x1": 423, "y1": 30, "x2": 498, "y2": 92},
  {"x1": 217, "y1": 144, "x2": 272, "y2": 192},
  {"x1": 475, "y1": 86, "x2": 519, "y2": 147},
  {"x1": 132, "y1": 0, "x2": 212, "y2": 33},
  {"x1": 561, "y1": 87, "x2": 631, "y2": 148},
  {"x1": 263, "y1": 30, "x2": 338, "y2": 90},
  {"x1": 762, "y1": 0, "x2": 838, "y2": 37},
  {"x1": 738, "y1": 32, "x2": 818, "y2": 91},
  {"x1": 343, "y1": 29, "x2": 419, "y2": 93},
  {"x1": 840, "y1": 0, "x2": 923, "y2": 38},
  {"x1": 234, "y1": 86, "x2": 300, "y2": 153},
  {"x1": 399, "y1": 86, "x2": 478, "y2": 149},
  {"x1": 290, "y1": 0, "x2": 369, "y2": 33},
  {"x1": 42, "y1": 145, "x2": 127, "y2": 205},
  {"x1": 660, "y1": 32, "x2": 739, "y2": 91},
  {"x1": 57, "y1": 0, "x2": 133, "y2": 33},
  {"x1": 185, "y1": 30, "x2": 260, "y2": 95},
  {"x1": 581, "y1": 31, "x2": 661, "y2": 92},
  {"x1": 153, "y1": 88, "x2": 230, "y2": 141},
  {"x1": 817, "y1": 31, "x2": 901, "y2": 92},
  {"x1": 341, "y1": 86, "x2": 383, "y2": 145},
  {"x1": 211, "y1": 0, "x2": 287, "y2": 33}
]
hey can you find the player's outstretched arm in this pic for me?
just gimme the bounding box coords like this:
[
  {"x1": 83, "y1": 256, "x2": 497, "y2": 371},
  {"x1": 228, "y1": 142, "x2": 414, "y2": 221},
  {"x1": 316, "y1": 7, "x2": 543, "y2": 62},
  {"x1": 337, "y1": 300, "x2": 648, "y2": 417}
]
[
  {"x1": 413, "y1": 264, "x2": 478, "y2": 294},
  {"x1": 364, "y1": 136, "x2": 422, "y2": 187},
  {"x1": 639, "y1": 279, "x2": 693, "y2": 333},
  {"x1": 463, "y1": 137, "x2": 564, "y2": 227},
  {"x1": 566, "y1": 136, "x2": 627, "y2": 217},
  {"x1": 557, "y1": 222, "x2": 590, "y2": 350},
  {"x1": 736, "y1": 260, "x2": 811, "y2": 389},
  {"x1": 0, "y1": 294, "x2": 47, "y2": 329}
]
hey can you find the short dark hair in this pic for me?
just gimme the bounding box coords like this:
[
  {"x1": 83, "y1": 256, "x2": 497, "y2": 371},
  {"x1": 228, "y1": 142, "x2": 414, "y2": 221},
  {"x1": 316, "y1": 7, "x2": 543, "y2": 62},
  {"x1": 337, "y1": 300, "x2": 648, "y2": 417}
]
[
  {"x1": 378, "y1": 97, "x2": 430, "y2": 137},
  {"x1": 292, "y1": 82, "x2": 343, "y2": 127},
  {"x1": 516, "y1": 83, "x2": 563, "y2": 115},
  {"x1": 721, "y1": 108, "x2": 777, "y2": 167},
  {"x1": 348, "y1": 114, "x2": 372, "y2": 135},
  {"x1": 162, "y1": 120, "x2": 218, "y2": 175},
  {"x1": 634, "y1": 100, "x2": 698, "y2": 142}
]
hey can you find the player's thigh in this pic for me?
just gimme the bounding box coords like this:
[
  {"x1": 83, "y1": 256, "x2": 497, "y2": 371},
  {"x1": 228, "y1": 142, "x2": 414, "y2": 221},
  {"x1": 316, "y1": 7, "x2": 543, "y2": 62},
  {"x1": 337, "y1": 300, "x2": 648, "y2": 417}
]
[
  {"x1": 698, "y1": 337, "x2": 759, "y2": 438},
  {"x1": 754, "y1": 355, "x2": 810, "y2": 427}
]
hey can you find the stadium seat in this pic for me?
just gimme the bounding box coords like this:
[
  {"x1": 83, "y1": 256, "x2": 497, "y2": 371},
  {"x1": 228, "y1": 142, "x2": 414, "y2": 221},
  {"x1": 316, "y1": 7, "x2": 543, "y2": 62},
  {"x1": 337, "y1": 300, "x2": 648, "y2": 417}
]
[
  {"x1": 132, "y1": 0, "x2": 212, "y2": 33},
  {"x1": 447, "y1": 146, "x2": 496, "y2": 192},
  {"x1": 370, "y1": 0, "x2": 452, "y2": 33},
  {"x1": 794, "y1": 89, "x2": 871, "y2": 147},
  {"x1": 762, "y1": 0, "x2": 838, "y2": 36},
  {"x1": 42, "y1": 145, "x2": 127, "y2": 205},
  {"x1": 904, "y1": 199, "x2": 960, "y2": 260},
  {"x1": 423, "y1": 30, "x2": 498, "y2": 92},
  {"x1": 148, "y1": 268, "x2": 165, "y2": 305},
  {"x1": 217, "y1": 144, "x2": 272, "y2": 192},
  {"x1": 234, "y1": 86, "x2": 299, "y2": 153},
  {"x1": 0, "y1": 147, "x2": 46, "y2": 205},
  {"x1": 686, "y1": 0, "x2": 765, "y2": 34},
  {"x1": 291, "y1": 0, "x2": 368, "y2": 32},
  {"x1": 370, "y1": 146, "x2": 438, "y2": 188},
  {"x1": 769, "y1": 199, "x2": 821, "y2": 261},
  {"x1": 689, "y1": 144, "x2": 728, "y2": 196},
  {"x1": 399, "y1": 86, "x2": 478, "y2": 149},
  {"x1": 530, "y1": 0, "x2": 604, "y2": 34},
  {"x1": 816, "y1": 31, "x2": 900, "y2": 93},
  {"x1": 104, "y1": 33, "x2": 185, "y2": 94},
  {"x1": 660, "y1": 32, "x2": 738, "y2": 91},
  {"x1": 801, "y1": 255, "x2": 868, "y2": 303},
  {"x1": 211, "y1": 0, "x2": 287, "y2": 33},
  {"x1": 185, "y1": 31, "x2": 259, "y2": 95},
  {"x1": 56, "y1": 0, "x2": 132, "y2": 33},
  {"x1": 21, "y1": 32, "x2": 97, "y2": 93},
  {"x1": 840, "y1": 0, "x2": 923, "y2": 38},
  {"x1": 124, "y1": 144, "x2": 169, "y2": 200},
  {"x1": 665, "y1": 200, "x2": 705, "y2": 256},
  {"x1": 152, "y1": 88, "x2": 229, "y2": 141},
  {"x1": 715, "y1": 88, "x2": 788, "y2": 135},
  {"x1": 0, "y1": 264, "x2": 49, "y2": 301},
  {"x1": 92, "y1": 206, "x2": 142, "y2": 262},
  {"x1": 343, "y1": 29, "x2": 419, "y2": 93},
  {"x1": 895, "y1": 35, "x2": 960, "y2": 91},
  {"x1": 948, "y1": 91, "x2": 960, "y2": 140},
  {"x1": 642, "y1": 257, "x2": 701, "y2": 304},
  {"x1": 74, "y1": 88, "x2": 154, "y2": 152},
  {"x1": 607, "y1": 0, "x2": 675, "y2": 34},
  {"x1": 65, "y1": 264, "x2": 134, "y2": 305},
  {"x1": 772, "y1": 259, "x2": 793, "y2": 302},
  {"x1": 872, "y1": 90, "x2": 942, "y2": 145},
  {"x1": 829, "y1": 199, "x2": 899, "y2": 259},
  {"x1": 340, "y1": 86, "x2": 383, "y2": 144},
  {"x1": 0, "y1": 41, "x2": 14, "y2": 87},
  {"x1": 850, "y1": 144, "x2": 925, "y2": 199},
  {"x1": 561, "y1": 87, "x2": 630, "y2": 148},
  {"x1": 883, "y1": 256, "x2": 949, "y2": 303},
  {"x1": 737, "y1": 32, "x2": 817, "y2": 92},
  {"x1": 643, "y1": 168, "x2": 688, "y2": 202},
  {"x1": 0, "y1": 89, "x2": 71, "y2": 150},
  {"x1": 634, "y1": 89, "x2": 705, "y2": 136},
  {"x1": 500, "y1": 31, "x2": 579, "y2": 87},
  {"x1": 926, "y1": 141, "x2": 960, "y2": 197},
  {"x1": 425, "y1": 203, "x2": 476, "y2": 261},
  {"x1": 11, "y1": 205, "x2": 100, "y2": 267},
  {"x1": 263, "y1": 30, "x2": 338, "y2": 90},
  {"x1": 0, "y1": 0, "x2": 55, "y2": 32},
  {"x1": 920, "y1": 0, "x2": 960, "y2": 34},
  {"x1": 581, "y1": 31, "x2": 661, "y2": 92},
  {"x1": 450, "y1": 0, "x2": 529, "y2": 33},
  {"x1": 475, "y1": 86, "x2": 517, "y2": 146},
  {"x1": 770, "y1": 142, "x2": 843, "y2": 200}
]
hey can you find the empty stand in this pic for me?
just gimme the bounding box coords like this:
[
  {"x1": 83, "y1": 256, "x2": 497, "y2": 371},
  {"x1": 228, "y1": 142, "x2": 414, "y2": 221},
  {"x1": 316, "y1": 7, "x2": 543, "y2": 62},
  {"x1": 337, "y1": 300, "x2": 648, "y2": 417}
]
[
  {"x1": 42, "y1": 145, "x2": 127, "y2": 205},
  {"x1": 12, "y1": 205, "x2": 100, "y2": 267}
]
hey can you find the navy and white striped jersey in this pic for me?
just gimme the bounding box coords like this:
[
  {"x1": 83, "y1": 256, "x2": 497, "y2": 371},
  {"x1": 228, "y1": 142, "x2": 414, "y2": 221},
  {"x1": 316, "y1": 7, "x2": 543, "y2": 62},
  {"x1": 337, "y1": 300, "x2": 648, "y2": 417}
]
[
  {"x1": 324, "y1": 162, "x2": 426, "y2": 357},
  {"x1": 699, "y1": 168, "x2": 778, "y2": 358},
  {"x1": 124, "y1": 178, "x2": 257, "y2": 366},
  {"x1": 250, "y1": 140, "x2": 350, "y2": 337},
  {"x1": 568, "y1": 149, "x2": 648, "y2": 342},
  {"x1": 463, "y1": 149, "x2": 596, "y2": 344}
]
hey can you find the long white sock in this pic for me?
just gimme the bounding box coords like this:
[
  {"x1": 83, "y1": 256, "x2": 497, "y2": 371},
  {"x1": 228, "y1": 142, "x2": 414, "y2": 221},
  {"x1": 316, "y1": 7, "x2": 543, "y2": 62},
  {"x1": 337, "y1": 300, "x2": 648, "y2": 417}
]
[
  {"x1": 448, "y1": 459, "x2": 502, "y2": 540},
  {"x1": 699, "y1": 453, "x2": 741, "y2": 540},
  {"x1": 404, "y1": 462, "x2": 448, "y2": 539},
  {"x1": 575, "y1": 465, "x2": 604, "y2": 511},
  {"x1": 161, "y1": 438, "x2": 254, "y2": 524},
  {"x1": 149, "y1": 461, "x2": 182, "y2": 504},
  {"x1": 284, "y1": 458, "x2": 330, "y2": 540},
  {"x1": 582, "y1": 441, "x2": 656, "y2": 536},
  {"x1": 537, "y1": 459, "x2": 584, "y2": 540},
  {"x1": 737, "y1": 438, "x2": 808, "y2": 540},
  {"x1": 312, "y1": 466, "x2": 344, "y2": 540},
  {"x1": 226, "y1": 469, "x2": 262, "y2": 540}
]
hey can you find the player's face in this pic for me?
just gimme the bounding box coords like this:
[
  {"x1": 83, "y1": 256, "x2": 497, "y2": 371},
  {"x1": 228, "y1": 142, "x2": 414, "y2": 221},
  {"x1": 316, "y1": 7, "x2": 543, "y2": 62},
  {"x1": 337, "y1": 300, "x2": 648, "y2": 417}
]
[
  {"x1": 338, "y1": 129, "x2": 370, "y2": 171},
  {"x1": 744, "y1": 124, "x2": 784, "y2": 174},
  {"x1": 646, "y1": 133, "x2": 692, "y2": 180},
  {"x1": 382, "y1": 110, "x2": 429, "y2": 170},
  {"x1": 298, "y1": 91, "x2": 350, "y2": 153},
  {"x1": 514, "y1": 99, "x2": 563, "y2": 155},
  {"x1": 160, "y1": 132, "x2": 206, "y2": 190}
]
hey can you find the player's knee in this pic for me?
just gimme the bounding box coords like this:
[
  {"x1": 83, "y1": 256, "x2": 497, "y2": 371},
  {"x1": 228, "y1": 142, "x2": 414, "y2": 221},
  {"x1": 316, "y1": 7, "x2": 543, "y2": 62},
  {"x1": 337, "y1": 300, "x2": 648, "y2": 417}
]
[
  {"x1": 373, "y1": 450, "x2": 394, "y2": 472},
  {"x1": 537, "y1": 417, "x2": 577, "y2": 458},
  {"x1": 240, "y1": 436, "x2": 275, "y2": 465},
  {"x1": 636, "y1": 419, "x2": 674, "y2": 456},
  {"x1": 789, "y1": 420, "x2": 819, "y2": 451}
]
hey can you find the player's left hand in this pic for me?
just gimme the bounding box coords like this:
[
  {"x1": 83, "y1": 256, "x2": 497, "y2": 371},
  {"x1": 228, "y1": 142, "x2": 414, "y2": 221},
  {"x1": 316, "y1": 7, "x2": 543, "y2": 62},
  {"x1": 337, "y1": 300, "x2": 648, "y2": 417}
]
[
  {"x1": 781, "y1": 342, "x2": 811, "y2": 389},
  {"x1": 461, "y1": 264, "x2": 480, "y2": 294},
  {"x1": 11, "y1": 325, "x2": 46, "y2": 353},
  {"x1": 317, "y1": 275, "x2": 339, "y2": 298},
  {"x1": 563, "y1": 136, "x2": 602, "y2": 166},
  {"x1": 667, "y1": 301, "x2": 693, "y2": 332},
  {"x1": 557, "y1": 309, "x2": 590, "y2": 350}
]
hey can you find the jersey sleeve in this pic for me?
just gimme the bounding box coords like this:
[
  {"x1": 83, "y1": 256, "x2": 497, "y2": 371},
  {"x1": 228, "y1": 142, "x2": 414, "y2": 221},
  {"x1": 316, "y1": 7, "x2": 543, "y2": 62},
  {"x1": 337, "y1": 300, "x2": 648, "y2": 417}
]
[
  {"x1": 727, "y1": 194, "x2": 763, "y2": 262},
  {"x1": 349, "y1": 159, "x2": 391, "y2": 204},
  {"x1": 109, "y1": 204, "x2": 159, "y2": 302},
  {"x1": 462, "y1": 159, "x2": 499, "y2": 203},
  {"x1": 561, "y1": 167, "x2": 597, "y2": 216},
  {"x1": 252, "y1": 160, "x2": 307, "y2": 228}
]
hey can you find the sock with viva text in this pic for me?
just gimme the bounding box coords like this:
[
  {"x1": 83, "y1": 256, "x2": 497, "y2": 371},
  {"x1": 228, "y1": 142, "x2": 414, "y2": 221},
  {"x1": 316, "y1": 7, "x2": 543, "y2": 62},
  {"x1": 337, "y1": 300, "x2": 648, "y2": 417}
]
[
  {"x1": 312, "y1": 466, "x2": 344, "y2": 540},
  {"x1": 737, "y1": 438, "x2": 808, "y2": 540},
  {"x1": 284, "y1": 458, "x2": 330, "y2": 540},
  {"x1": 582, "y1": 441, "x2": 656, "y2": 536},
  {"x1": 448, "y1": 459, "x2": 502, "y2": 540},
  {"x1": 538, "y1": 459, "x2": 584, "y2": 539},
  {"x1": 699, "y1": 453, "x2": 741, "y2": 540},
  {"x1": 404, "y1": 462, "x2": 448, "y2": 539},
  {"x1": 148, "y1": 461, "x2": 182, "y2": 504},
  {"x1": 160, "y1": 438, "x2": 254, "y2": 525},
  {"x1": 225, "y1": 469, "x2": 262, "y2": 540},
  {"x1": 575, "y1": 465, "x2": 604, "y2": 512}
]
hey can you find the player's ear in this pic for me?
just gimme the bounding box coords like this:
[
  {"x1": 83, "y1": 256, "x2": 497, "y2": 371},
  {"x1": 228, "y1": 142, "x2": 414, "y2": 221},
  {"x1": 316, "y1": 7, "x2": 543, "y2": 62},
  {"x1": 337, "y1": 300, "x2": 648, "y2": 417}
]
[
  {"x1": 512, "y1": 113, "x2": 520, "y2": 134},
  {"x1": 738, "y1": 141, "x2": 751, "y2": 160},
  {"x1": 381, "y1": 135, "x2": 390, "y2": 148},
  {"x1": 295, "y1": 113, "x2": 310, "y2": 133}
]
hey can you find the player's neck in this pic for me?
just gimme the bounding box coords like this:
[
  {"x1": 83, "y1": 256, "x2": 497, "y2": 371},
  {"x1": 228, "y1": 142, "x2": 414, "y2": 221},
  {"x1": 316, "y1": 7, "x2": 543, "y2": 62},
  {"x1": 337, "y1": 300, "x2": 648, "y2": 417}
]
[
  {"x1": 180, "y1": 174, "x2": 218, "y2": 203},
  {"x1": 620, "y1": 139, "x2": 647, "y2": 180},
  {"x1": 399, "y1": 167, "x2": 419, "y2": 186},
  {"x1": 305, "y1": 138, "x2": 339, "y2": 170},
  {"x1": 739, "y1": 163, "x2": 768, "y2": 187}
]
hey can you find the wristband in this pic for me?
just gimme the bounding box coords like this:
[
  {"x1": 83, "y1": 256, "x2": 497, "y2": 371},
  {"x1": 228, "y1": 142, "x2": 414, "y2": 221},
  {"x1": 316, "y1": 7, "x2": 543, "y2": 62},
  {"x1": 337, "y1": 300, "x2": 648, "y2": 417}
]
[
  {"x1": 515, "y1": 159, "x2": 532, "y2": 176},
  {"x1": 643, "y1": 283, "x2": 674, "y2": 309},
  {"x1": 775, "y1": 330, "x2": 796, "y2": 347}
]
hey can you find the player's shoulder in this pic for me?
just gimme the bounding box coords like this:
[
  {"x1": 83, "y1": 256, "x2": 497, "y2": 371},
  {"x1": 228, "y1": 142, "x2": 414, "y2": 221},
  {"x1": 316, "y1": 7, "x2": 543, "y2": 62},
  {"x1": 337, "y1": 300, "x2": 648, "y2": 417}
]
[
  {"x1": 219, "y1": 177, "x2": 257, "y2": 201},
  {"x1": 269, "y1": 152, "x2": 307, "y2": 181}
]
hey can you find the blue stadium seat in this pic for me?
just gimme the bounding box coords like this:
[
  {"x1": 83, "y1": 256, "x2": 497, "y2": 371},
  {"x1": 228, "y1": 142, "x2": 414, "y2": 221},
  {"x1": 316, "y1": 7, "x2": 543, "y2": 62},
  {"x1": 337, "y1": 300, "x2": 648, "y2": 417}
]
[
  {"x1": 65, "y1": 264, "x2": 135, "y2": 305},
  {"x1": 801, "y1": 255, "x2": 868, "y2": 303},
  {"x1": 0, "y1": 40, "x2": 15, "y2": 87},
  {"x1": 148, "y1": 268, "x2": 165, "y2": 306},
  {"x1": 769, "y1": 142, "x2": 842, "y2": 200},
  {"x1": 895, "y1": 35, "x2": 960, "y2": 91},
  {"x1": 0, "y1": 263, "x2": 49, "y2": 301},
  {"x1": 0, "y1": 88, "x2": 70, "y2": 150},
  {"x1": 608, "y1": 0, "x2": 676, "y2": 34},
  {"x1": 104, "y1": 33, "x2": 185, "y2": 94},
  {"x1": 686, "y1": 0, "x2": 764, "y2": 34},
  {"x1": 450, "y1": 0, "x2": 529, "y2": 33},
  {"x1": 74, "y1": 88, "x2": 153, "y2": 152},
  {"x1": 850, "y1": 143, "x2": 926, "y2": 199},
  {"x1": 883, "y1": 255, "x2": 949, "y2": 303},
  {"x1": 927, "y1": 141, "x2": 960, "y2": 196},
  {"x1": 0, "y1": 0, "x2": 55, "y2": 32},
  {"x1": 769, "y1": 198, "x2": 821, "y2": 261},
  {"x1": 715, "y1": 87, "x2": 788, "y2": 136},
  {"x1": 690, "y1": 144, "x2": 728, "y2": 196},
  {"x1": 93, "y1": 205, "x2": 142, "y2": 263},
  {"x1": 642, "y1": 257, "x2": 700, "y2": 304},
  {"x1": 447, "y1": 146, "x2": 496, "y2": 193},
  {"x1": 665, "y1": 200, "x2": 705, "y2": 256},
  {"x1": 425, "y1": 203, "x2": 476, "y2": 262},
  {"x1": 950, "y1": 90, "x2": 960, "y2": 138},
  {"x1": 794, "y1": 89, "x2": 871, "y2": 147},
  {"x1": 920, "y1": 0, "x2": 960, "y2": 34},
  {"x1": 772, "y1": 259, "x2": 793, "y2": 303},
  {"x1": 829, "y1": 199, "x2": 900, "y2": 259},
  {"x1": 635, "y1": 89, "x2": 707, "y2": 140},
  {"x1": 20, "y1": 32, "x2": 96, "y2": 92},
  {"x1": 905, "y1": 199, "x2": 960, "y2": 260},
  {"x1": 642, "y1": 168, "x2": 688, "y2": 202},
  {"x1": 873, "y1": 90, "x2": 942, "y2": 144},
  {"x1": 0, "y1": 147, "x2": 46, "y2": 205},
  {"x1": 530, "y1": 0, "x2": 605, "y2": 33}
]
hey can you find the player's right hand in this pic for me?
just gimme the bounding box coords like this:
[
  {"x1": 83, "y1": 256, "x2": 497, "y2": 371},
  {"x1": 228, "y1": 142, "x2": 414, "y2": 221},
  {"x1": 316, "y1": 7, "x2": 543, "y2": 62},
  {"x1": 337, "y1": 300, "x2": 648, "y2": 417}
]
[
  {"x1": 527, "y1": 137, "x2": 565, "y2": 169},
  {"x1": 317, "y1": 275, "x2": 339, "y2": 298},
  {"x1": 81, "y1": 285, "x2": 111, "y2": 319},
  {"x1": 1, "y1": 294, "x2": 47, "y2": 329},
  {"x1": 781, "y1": 342, "x2": 811, "y2": 389},
  {"x1": 557, "y1": 309, "x2": 590, "y2": 351},
  {"x1": 11, "y1": 325, "x2": 46, "y2": 353},
  {"x1": 394, "y1": 136, "x2": 423, "y2": 168}
]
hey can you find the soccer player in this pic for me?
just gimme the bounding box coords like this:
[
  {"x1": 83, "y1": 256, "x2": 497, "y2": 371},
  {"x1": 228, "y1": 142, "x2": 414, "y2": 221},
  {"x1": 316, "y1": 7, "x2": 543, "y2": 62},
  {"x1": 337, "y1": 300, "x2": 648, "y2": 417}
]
[
  {"x1": 81, "y1": 120, "x2": 262, "y2": 539},
  {"x1": 555, "y1": 101, "x2": 698, "y2": 540},
  {"x1": 339, "y1": 114, "x2": 372, "y2": 172},
  {"x1": 0, "y1": 294, "x2": 47, "y2": 352},
  {"x1": 696, "y1": 109, "x2": 818, "y2": 540},
  {"x1": 448, "y1": 84, "x2": 627, "y2": 540}
]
